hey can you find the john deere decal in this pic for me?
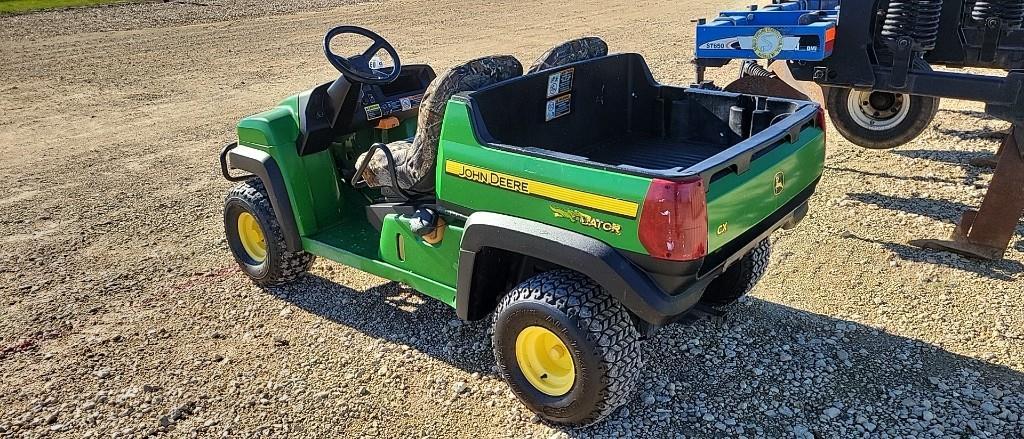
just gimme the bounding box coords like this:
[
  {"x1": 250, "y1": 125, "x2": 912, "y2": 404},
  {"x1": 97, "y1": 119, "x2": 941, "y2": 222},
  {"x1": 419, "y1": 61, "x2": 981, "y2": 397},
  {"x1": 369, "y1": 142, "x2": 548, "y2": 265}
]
[
  {"x1": 444, "y1": 160, "x2": 639, "y2": 218},
  {"x1": 550, "y1": 206, "x2": 622, "y2": 235},
  {"x1": 774, "y1": 171, "x2": 785, "y2": 196}
]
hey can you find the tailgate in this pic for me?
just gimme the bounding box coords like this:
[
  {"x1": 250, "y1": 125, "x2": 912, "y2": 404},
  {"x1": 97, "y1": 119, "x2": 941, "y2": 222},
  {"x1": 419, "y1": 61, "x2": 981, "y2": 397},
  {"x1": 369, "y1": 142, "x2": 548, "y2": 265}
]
[{"x1": 701, "y1": 107, "x2": 825, "y2": 252}]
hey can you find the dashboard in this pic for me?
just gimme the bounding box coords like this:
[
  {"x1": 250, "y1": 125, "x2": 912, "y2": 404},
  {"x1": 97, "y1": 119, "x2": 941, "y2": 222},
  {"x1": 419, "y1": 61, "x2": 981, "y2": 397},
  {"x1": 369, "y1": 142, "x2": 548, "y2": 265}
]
[{"x1": 348, "y1": 64, "x2": 436, "y2": 130}]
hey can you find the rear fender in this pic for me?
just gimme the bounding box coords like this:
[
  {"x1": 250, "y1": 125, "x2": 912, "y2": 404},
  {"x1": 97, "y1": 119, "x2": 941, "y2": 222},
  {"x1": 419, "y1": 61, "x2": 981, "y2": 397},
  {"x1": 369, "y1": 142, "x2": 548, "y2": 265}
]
[{"x1": 456, "y1": 212, "x2": 705, "y2": 325}]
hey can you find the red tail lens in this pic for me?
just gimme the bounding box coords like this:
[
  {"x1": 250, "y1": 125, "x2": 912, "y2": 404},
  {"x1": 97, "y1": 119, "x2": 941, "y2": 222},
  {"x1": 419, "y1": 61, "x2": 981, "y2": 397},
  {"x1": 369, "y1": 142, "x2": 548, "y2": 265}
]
[
  {"x1": 637, "y1": 178, "x2": 708, "y2": 261},
  {"x1": 815, "y1": 106, "x2": 827, "y2": 144}
]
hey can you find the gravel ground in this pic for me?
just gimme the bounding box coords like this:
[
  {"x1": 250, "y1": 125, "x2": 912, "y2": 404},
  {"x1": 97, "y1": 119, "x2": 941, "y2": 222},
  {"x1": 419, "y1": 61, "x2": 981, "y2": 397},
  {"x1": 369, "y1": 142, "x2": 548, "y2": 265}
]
[
  {"x1": 0, "y1": 0, "x2": 368, "y2": 39},
  {"x1": 0, "y1": 0, "x2": 1022, "y2": 437}
]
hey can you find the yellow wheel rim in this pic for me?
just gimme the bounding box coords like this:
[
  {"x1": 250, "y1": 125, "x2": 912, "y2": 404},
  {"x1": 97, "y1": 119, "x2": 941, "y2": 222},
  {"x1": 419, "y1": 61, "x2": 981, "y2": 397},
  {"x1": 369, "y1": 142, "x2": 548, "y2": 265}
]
[
  {"x1": 237, "y1": 212, "x2": 267, "y2": 263},
  {"x1": 514, "y1": 326, "x2": 575, "y2": 396}
]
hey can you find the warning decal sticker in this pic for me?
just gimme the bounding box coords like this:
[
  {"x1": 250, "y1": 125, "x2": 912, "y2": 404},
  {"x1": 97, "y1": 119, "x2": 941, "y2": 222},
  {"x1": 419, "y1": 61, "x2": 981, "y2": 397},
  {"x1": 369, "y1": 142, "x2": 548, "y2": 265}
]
[
  {"x1": 364, "y1": 104, "x2": 383, "y2": 120},
  {"x1": 546, "y1": 68, "x2": 574, "y2": 98},
  {"x1": 545, "y1": 94, "x2": 571, "y2": 122},
  {"x1": 364, "y1": 93, "x2": 424, "y2": 120}
]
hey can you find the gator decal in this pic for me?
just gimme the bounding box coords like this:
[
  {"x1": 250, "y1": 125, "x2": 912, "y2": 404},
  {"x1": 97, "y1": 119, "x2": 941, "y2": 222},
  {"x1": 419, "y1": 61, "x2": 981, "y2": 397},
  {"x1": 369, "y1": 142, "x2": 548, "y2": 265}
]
[
  {"x1": 444, "y1": 160, "x2": 639, "y2": 218},
  {"x1": 550, "y1": 206, "x2": 623, "y2": 235}
]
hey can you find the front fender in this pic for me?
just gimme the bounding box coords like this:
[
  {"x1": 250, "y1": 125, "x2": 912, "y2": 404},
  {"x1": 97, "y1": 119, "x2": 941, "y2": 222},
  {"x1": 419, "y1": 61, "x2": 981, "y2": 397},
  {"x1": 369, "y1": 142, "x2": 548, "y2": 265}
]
[{"x1": 225, "y1": 145, "x2": 303, "y2": 251}]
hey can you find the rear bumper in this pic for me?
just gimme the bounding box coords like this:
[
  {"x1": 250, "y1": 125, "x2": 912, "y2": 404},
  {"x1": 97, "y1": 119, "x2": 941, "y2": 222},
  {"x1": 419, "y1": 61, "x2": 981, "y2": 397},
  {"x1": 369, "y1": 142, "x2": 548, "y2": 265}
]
[
  {"x1": 457, "y1": 179, "x2": 817, "y2": 326},
  {"x1": 624, "y1": 177, "x2": 819, "y2": 325}
]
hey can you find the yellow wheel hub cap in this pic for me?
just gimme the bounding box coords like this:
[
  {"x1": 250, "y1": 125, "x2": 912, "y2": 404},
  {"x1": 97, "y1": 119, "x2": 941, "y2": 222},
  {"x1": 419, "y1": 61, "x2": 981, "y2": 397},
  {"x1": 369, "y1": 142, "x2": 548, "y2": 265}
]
[
  {"x1": 237, "y1": 212, "x2": 267, "y2": 262},
  {"x1": 515, "y1": 326, "x2": 575, "y2": 396}
]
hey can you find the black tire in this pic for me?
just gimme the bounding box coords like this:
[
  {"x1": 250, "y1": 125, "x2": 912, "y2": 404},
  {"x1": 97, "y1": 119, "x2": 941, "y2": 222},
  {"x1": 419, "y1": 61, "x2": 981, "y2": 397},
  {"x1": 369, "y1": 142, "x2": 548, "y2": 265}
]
[
  {"x1": 701, "y1": 238, "x2": 771, "y2": 306},
  {"x1": 224, "y1": 178, "x2": 314, "y2": 286},
  {"x1": 826, "y1": 86, "x2": 939, "y2": 149},
  {"x1": 491, "y1": 270, "x2": 642, "y2": 426}
]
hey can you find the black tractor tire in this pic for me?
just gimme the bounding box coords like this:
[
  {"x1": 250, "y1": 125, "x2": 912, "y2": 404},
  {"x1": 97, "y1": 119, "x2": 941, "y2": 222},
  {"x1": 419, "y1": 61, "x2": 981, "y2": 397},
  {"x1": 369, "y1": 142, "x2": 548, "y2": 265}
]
[
  {"x1": 224, "y1": 178, "x2": 314, "y2": 286},
  {"x1": 825, "y1": 86, "x2": 939, "y2": 150},
  {"x1": 701, "y1": 238, "x2": 771, "y2": 306},
  {"x1": 491, "y1": 270, "x2": 642, "y2": 426}
]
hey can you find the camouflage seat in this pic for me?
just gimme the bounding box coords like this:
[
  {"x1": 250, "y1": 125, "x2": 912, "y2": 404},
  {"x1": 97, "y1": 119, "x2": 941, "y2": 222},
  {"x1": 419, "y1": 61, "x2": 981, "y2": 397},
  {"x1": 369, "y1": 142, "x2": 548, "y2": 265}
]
[
  {"x1": 527, "y1": 36, "x2": 608, "y2": 74},
  {"x1": 356, "y1": 55, "x2": 523, "y2": 195}
]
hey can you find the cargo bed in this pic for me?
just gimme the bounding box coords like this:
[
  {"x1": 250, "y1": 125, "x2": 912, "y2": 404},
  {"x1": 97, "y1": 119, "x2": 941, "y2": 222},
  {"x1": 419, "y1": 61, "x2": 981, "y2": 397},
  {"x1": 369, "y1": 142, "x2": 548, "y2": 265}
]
[
  {"x1": 573, "y1": 135, "x2": 725, "y2": 171},
  {"x1": 463, "y1": 53, "x2": 820, "y2": 180}
]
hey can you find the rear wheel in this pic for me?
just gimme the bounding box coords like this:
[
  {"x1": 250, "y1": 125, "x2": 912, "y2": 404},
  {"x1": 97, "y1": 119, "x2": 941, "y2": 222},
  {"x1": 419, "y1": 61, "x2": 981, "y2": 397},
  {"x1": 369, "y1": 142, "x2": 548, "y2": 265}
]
[
  {"x1": 701, "y1": 238, "x2": 771, "y2": 306},
  {"x1": 826, "y1": 87, "x2": 939, "y2": 149},
  {"x1": 491, "y1": 270, "x2": 641, "y2": 426},
  {"x1": 224, "y1": 178, "x2": 314, "y2": 285}
]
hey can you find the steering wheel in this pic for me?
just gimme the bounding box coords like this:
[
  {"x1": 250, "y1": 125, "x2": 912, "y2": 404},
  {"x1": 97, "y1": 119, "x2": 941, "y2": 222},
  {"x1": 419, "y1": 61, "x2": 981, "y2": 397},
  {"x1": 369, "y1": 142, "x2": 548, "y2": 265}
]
[{"x1": 324, "y1": 26, "x2": 402, "y2": 85}]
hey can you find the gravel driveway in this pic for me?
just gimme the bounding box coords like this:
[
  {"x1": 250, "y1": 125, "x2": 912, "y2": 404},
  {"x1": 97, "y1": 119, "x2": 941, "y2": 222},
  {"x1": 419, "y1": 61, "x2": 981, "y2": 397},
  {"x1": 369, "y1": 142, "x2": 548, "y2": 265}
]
[{"x1": 0, "y1": 0, "x2": 1021, "y2": 437}]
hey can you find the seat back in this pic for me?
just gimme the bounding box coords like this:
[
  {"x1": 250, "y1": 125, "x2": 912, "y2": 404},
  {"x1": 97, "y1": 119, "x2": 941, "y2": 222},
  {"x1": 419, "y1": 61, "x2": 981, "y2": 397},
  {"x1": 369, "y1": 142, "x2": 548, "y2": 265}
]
[
  {"x1": 401, "y1": 55, "x2": 523, "y2": 193},
  {"x1": 527, "y1": 37, "x2": 609, "y2": 74}
]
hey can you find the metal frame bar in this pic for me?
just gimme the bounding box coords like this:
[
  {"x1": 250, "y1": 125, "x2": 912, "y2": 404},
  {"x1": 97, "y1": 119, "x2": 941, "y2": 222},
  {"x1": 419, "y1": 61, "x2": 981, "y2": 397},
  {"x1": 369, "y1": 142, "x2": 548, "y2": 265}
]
[{"x1": 694, "y1": 0, "x2": 1024, "y2": 259}]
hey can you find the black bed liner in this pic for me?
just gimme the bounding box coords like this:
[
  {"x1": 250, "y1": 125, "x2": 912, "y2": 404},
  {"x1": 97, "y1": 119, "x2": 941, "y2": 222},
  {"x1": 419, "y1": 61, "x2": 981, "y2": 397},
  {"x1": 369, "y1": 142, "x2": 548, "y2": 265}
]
[
  {"x1": 460, "y1": 53, "x2": 819, "y2": 182},
  {"x1": 579, "y1": 135, "x2": 724, "y2": 171}
]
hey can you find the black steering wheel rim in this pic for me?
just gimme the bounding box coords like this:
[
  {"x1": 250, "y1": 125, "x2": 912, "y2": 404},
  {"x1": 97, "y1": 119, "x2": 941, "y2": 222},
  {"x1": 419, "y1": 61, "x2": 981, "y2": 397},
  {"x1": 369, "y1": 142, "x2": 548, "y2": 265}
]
[{"x1": 324, "y1": 25, "x2": 402, "y2": 85}]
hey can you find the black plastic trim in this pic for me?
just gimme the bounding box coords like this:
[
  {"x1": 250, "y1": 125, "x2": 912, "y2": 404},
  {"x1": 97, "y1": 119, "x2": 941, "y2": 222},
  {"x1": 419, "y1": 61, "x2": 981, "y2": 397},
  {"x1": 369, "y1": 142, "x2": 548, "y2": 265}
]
[
  {"x1": 220, "y1": 142, "x2": 253, "y2": 182},
  {"x1": 456, "y1": 212, "x2": 704, "y2": 325},
  {"x1": 225, "y1": 146, "x2": 302, "y2": 251}
]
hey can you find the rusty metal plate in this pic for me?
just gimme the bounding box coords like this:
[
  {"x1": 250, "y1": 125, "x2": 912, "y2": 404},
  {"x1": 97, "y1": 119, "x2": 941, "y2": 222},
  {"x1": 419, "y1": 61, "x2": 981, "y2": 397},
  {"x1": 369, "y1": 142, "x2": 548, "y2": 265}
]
[{"x1": 723, "y1": 75, "x2": 812, "y2": 101}]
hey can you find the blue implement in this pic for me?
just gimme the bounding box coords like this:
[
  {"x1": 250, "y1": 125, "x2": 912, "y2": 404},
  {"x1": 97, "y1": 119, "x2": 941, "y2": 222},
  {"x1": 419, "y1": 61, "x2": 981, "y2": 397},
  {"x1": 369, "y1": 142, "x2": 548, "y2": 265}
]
[{"x1": 696, "y1": 4, "x2": 839, "y2": 61}]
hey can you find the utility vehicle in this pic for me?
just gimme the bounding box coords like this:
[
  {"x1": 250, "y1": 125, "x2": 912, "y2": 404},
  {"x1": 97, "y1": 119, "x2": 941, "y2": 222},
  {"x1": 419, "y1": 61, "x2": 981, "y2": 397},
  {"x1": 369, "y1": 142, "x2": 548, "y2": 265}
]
[{"x1": 219, "y1": 26, "x2": 826, "y2": 425}]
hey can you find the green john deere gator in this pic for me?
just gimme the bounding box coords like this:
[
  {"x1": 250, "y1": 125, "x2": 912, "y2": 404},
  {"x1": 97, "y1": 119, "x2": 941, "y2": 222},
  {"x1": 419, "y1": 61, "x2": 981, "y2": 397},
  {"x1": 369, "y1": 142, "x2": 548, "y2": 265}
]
[{"x1": 219, "y1": 26, "x2": 826, "y2": 425}]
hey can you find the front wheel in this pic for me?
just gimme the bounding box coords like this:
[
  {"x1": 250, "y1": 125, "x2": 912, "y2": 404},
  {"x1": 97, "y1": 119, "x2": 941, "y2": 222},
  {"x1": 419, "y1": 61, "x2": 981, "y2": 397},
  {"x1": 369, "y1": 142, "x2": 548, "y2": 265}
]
[
  {"x1": 224, "y1": 178, "x2": 315, "y2": 286},
  {"x1": 491, "y1": 270, "x2": 642, "y2": 426},
  {"x1": 826, "y1": 87, "x2": 939, "y2": 149}
]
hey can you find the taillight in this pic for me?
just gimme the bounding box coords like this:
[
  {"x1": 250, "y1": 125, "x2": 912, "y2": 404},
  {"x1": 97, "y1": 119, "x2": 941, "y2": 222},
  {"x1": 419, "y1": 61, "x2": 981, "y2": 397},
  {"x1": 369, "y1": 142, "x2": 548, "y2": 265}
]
[
  {"x1": 815, "y1": 106, "x2": 827, "y2": 144},
  {"x1": 637, "y1": 177, "x2": 708, "y2": 261}
]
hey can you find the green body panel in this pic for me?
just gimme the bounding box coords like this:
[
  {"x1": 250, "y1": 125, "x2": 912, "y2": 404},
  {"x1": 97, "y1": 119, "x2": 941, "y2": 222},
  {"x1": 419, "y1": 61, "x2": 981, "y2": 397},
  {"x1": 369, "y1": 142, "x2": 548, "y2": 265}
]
[
  {"x1": 236, "y1": 91, "x2": 456, "y2": 305},
  {"x1": 302, "y1": 235, "x2": 456, "y2": 306},
  {"x1": 379, "y1": 215, "x2": 463, "y2": 288},
  {"x1": 235, "y1": 92, "x2": 418, "y2": 239},
  {"x1": 434, "y1": 100, "x2": 825, "y2": 255},
  {"x1": 435, "y1": 101, "x2": 652, "y2": 254},
  {"x1": 706, "y1": 128, "x2": 825, "y2": 251},
  {"x1": 236, "y1": 94, "x2": 345, "y2": 237},
  {"x1": 232, "y1": 81, "x2": 824, "y2": 313}
]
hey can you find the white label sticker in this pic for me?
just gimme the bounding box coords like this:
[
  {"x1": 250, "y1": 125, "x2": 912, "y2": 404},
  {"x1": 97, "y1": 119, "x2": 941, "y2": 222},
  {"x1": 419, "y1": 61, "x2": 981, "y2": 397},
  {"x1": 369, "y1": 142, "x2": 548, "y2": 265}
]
[
  {"x1": 545, "y1": 94, "x2": 572, "y2": 121},
  {"x1": 546, "y1": 68, "x2": 574, "y2": 98}
]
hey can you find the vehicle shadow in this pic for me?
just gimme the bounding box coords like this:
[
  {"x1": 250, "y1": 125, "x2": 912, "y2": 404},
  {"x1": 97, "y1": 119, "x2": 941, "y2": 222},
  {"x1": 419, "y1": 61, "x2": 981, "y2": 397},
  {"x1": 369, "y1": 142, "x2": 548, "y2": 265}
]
[
  {"x1": 268, "y1": 276, "x2": 1024, "y2": 437},
  {"x1": 849, "y1": 192, "x2": 972, "y2": 223},
  {"x1": 847, "y1": 193, "x2": 1023, "y2": 279},
  {"x1": 268, "y1": 276, "x2": 496, "y2": 374},
  {"x1": 935, "y1": 108, "x2": 998, "y2": 120},
  {"x1": 890, "y1": 149, "x2": 996, "y2": 186},
  {"x1": 930, "y1": 126, "x2": 1008, "y2": 142},
  {"x1": 824, "y1": 165, "x2": 961, "y2": 185}
]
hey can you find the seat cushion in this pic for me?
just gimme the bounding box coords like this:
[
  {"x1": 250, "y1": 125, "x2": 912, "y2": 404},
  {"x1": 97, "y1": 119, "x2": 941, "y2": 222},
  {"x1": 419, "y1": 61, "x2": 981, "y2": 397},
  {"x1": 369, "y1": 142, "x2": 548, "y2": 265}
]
[
  {"x1": 357, "y1": 55, "x2": 523, "y2": 194},
  {"x1": 356, "y1": 139, "x2": 414, "y2": 189}
]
